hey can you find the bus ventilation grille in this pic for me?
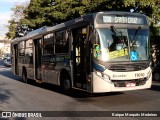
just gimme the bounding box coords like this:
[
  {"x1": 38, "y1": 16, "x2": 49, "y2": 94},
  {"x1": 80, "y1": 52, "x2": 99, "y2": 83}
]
[
  {"x1": 108, "y1": 64, "x2": 148, "y2": 72},
  {"x1": 112, "y1": 79, "x2": 147, "y2": 87}
]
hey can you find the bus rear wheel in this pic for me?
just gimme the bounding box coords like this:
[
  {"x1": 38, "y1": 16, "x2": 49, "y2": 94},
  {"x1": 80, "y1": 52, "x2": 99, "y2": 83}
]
[{"x1": 22, "y1": 70, "x2": 28, "y2": 83}]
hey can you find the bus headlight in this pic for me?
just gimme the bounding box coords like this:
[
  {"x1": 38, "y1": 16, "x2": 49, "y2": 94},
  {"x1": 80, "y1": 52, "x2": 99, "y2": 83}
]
[
  {"x1": 146, "y1": 71, "x2": 151, "y2": 80},
  {"x1": 96, "y1": 71, "x2": 103, "y2": 77},
  {"x1": 95, "y1": 71, "x2": 110, "y2": 81},
  {"x1": 103, "y1": 74, "x2": 110, "y2": 80}
]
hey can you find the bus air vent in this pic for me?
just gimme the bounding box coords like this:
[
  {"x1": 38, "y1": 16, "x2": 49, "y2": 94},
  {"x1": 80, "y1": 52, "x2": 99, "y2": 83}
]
[{"x1": 108, "y1": 63, "x2": 148, "y2": 72}]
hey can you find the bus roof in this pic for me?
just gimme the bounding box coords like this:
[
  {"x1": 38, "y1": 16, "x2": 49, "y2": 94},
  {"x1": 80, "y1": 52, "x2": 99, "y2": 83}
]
[{"x1": 11, "y1": 11, "x2": 147, "y2": 44}]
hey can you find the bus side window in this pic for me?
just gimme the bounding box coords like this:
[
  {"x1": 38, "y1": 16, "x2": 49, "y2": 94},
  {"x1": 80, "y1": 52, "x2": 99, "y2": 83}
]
[
  {"x1": 43, "y1": 33, "x2": 54, "y2": 54},
  {"x1": 55, "y1": 30, "x2": 69, "y2": 54}
]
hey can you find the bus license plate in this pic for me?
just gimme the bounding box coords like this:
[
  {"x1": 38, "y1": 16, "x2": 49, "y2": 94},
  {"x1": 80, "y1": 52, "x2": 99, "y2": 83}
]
[{"x1": 126, "y1": 82, "x2": 136, "y2": 87}]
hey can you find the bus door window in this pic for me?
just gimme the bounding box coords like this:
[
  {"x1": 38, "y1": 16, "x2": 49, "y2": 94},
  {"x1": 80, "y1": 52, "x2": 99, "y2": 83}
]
[
  {"x1": 34, "y1": 38, "x2": 42, "y2": 80},
  {"x1": 76, "y1": 46, "x2": 80, "y2": 64},
  {"x1": 25, "y1": 39, "x2": 34, "y2": 78},
  {"x1": 72, "y1": 27, "x2": 87, "y2": 89},
  {"x1": 13, "y1": 44, "x2": 19, "y2": 75}
]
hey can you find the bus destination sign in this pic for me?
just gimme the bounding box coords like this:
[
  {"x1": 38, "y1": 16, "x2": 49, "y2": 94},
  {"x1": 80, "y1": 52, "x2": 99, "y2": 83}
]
[
  {"x1": 103, "y1": 16, "x2": 139, "y2": 24},
  {"x1": 96, "y1": 14, "x2": 146, "y2": 25}
]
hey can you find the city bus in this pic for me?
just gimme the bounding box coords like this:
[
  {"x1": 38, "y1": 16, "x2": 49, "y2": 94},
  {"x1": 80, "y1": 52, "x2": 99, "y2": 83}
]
[{"x1": 11, "y1": 11, "x2": 152, "y2": 93}]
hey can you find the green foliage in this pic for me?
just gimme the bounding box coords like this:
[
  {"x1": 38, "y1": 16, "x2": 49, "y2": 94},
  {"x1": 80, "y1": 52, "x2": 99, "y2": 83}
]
[
  {"x1": 6, "y1": 0, "x2": 160, "y2": 38},
  {"x1": 22, "y1": 0, "x2": 160, "y2": 29},
  {"x1": 6, "y1": 20, "x2": 17, "y2": 39},
  {"x1": 6, "y1": 1, "x2": 29, "y2": 39},
  {"x1": 124, "y1": 0, "x2": 160, "y2": 24}
]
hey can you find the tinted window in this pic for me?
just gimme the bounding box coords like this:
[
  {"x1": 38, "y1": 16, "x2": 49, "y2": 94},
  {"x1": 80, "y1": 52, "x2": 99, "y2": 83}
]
[
  {"x1": 43, "y1": 33, "x2": 54, "y2": 54},
  {"x1": 55, "y1": 30, "x2": 69, "y2": 53}
]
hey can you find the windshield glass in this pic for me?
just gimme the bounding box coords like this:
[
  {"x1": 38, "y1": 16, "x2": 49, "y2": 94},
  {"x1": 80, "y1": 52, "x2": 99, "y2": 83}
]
[{"x1": 94, "y1": 28, "x2": 149, "y2": 62}]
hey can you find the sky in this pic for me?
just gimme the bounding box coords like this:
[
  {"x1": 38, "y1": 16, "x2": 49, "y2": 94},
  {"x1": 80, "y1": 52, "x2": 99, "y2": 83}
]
[{"x1": 0, "y1": 0, "x2": 30, "y2": 37}]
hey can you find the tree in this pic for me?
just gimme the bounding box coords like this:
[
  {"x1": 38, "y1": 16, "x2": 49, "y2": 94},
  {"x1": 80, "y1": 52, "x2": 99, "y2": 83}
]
[
  {"x1": 6, "y1": 1, "x2": 29, "y2": 39},
  {"x1": 21, "y1": 0, "x2": 50, "y2": 29},
  {"x1": 124, "y1": 0, "x2": 160, "y2": 24},
  {"x1": 7, "y1": 0, "x2": 160, "y2": 38},
  {"x1": 22, "y1": 0, "x2": 160, "y2": 28},
  {"x1": 5, "y1": 20, "x2": 17, "y2": 39}
]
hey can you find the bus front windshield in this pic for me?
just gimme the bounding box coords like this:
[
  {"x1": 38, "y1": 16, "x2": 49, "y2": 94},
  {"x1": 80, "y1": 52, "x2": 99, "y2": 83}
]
[{"x1": 94, "y1": 28, "x2": 149, "y2": 62}]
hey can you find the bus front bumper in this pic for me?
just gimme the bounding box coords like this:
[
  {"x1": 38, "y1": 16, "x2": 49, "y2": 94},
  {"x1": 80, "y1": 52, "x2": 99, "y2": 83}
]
[{"x1": 92, "y1": 71, "x2": 152, "y2": 93}]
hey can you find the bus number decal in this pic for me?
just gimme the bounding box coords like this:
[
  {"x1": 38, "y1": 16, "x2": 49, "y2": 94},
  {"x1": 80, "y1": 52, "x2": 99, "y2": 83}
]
[
  {"x1": 135, "y1": 73, "x2": 145, "y2": 78},
  {"x1": 103, "y1": 16, "x2": 112, "y2": 23}
]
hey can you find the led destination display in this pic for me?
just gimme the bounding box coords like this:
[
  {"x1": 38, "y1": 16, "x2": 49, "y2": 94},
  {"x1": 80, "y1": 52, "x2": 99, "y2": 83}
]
[{"x1": 96, "y1": 14, "x2": 147, "y2": 25}]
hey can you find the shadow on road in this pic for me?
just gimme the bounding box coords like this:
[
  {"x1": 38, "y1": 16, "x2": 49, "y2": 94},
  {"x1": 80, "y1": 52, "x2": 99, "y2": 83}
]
[
  {"x1": 149, "y1": 80, "x2": 160, "y2": 92},
  {"x1": 13, "y1": 118, "x2": 27, "y2": 120},
  {"x1": 0, "y1": 67, "x2": 20, "y2": 80},
  {"x1": 27, "y1": 81, "x2": 123, "y2": 98},
  {"x1": 0, "y1": 82, "x2": 12, "y2": 105},
  {"x1": 1, "y1": 117, "x2": 27, "y2": 120},
  {"x1": 0, "y1": 65, "x2": 124, "y2": 98},
  {"x1": 0, "y1": 66, "x2": 123, "y2": 98}
]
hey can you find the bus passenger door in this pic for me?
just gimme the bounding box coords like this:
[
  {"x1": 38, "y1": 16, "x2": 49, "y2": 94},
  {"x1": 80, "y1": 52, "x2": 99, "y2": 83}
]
[
  {"x1": 34, "y1": 39, "x2": 42, "y2": 80},
  {"x1": 72, "y1": 27, "x2": 88, "y2": 90},
  {"x1": 12, "y1": 44, "x2": 19, "y2": 75}
]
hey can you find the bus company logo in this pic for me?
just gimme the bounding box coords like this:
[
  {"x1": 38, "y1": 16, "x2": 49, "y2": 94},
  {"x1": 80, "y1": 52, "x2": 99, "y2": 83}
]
[
  {"x1": 113, "y1": 74, "x2": 127, "y2": 78},
  {"x1": 2, "y1": 112, "x2": 11, "y2": 118},
  {"x1": 1, "y1": 112, "x2": 42, "y2": 118}
]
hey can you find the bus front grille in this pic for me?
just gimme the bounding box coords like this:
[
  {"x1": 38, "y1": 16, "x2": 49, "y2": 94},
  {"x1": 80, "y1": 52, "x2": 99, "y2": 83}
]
[
  {"x1": 111, "y1": 78, "x2": 147, "y2": 87},
  {"x1": 108, "y1": 63, "x2": 148, "y2": 72}
]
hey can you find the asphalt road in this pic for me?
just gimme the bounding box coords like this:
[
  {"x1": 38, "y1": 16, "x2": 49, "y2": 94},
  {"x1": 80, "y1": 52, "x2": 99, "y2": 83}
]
[{"x1": 0, "y1": 60, "x2": 160, "y2": 120}]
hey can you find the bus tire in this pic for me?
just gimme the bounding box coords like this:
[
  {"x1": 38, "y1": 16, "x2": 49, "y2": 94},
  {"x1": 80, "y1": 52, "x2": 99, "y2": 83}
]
[
  {"x1": 153, "y1": 70, "x2": 160, "y2": 81},
  {"x1": 22, "y1": 69, "x2": 28, "y2": 83},
  {"x1": 60, "y1": 70, "x2": 72, "y2": 94},
  {"x1": 63, "y1": 78, "x2": 71, "y2": 94}
]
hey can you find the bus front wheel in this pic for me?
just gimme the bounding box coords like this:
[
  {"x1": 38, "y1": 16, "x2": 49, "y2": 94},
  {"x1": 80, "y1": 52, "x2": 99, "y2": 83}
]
[{"x1": 153, "y1": 71, "x2": 160, "y2": 81}]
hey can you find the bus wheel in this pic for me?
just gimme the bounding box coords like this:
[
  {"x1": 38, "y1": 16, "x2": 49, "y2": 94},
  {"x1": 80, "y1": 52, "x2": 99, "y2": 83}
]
[
  {"x1": 62, "y1": 79, "x2": 71, "y2": 94},
  {"x1": 22, "y1": 70, "x2": 27, "y2": 83},
  {"x1": 153, "y1": 71, "x2": 160, "y2": 81}
]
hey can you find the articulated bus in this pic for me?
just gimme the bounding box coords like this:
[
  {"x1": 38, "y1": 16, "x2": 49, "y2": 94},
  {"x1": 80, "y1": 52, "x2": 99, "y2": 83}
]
[{"x1": 11, "y1": 11, "x2": 152, "y2": 93}]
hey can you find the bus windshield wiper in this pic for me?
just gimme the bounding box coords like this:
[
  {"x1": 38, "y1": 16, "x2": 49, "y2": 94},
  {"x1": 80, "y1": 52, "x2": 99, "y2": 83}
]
[
  {"x1": 110, "y1": 25, "x2": 124, "y2": 41},
  {"x1": 131, "y1": 26, "x2": 141, "y2": 44}
]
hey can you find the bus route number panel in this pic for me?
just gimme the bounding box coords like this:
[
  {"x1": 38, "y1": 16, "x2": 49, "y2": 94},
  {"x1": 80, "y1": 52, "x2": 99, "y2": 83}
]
[{"x1": 96, "y1": 14, "x2": 147, "y2": 25}]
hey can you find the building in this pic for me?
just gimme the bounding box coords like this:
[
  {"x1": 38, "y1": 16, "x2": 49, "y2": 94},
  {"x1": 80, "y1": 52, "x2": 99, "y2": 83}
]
[{"x1": 0, "y1": 36, "x2": 11, "y2": 58}]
